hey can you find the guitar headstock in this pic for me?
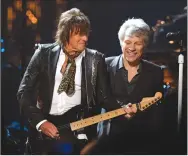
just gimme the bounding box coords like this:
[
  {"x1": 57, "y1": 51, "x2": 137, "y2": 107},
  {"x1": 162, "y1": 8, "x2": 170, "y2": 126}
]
[{"x1": 138, "y1": 92, "x2": 162, "y2": 111}]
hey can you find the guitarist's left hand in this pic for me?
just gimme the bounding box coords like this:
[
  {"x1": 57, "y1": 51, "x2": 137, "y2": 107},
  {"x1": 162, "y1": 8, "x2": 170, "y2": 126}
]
[{"x1": 123, "y1": 103, "x2": 137, "y2": 119}]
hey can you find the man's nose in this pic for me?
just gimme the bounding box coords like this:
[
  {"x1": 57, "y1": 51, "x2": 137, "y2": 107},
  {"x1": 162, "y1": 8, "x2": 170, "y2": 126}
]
[
  {"x1": 129, "y1": 44, "x2": 136, "y2": 51},
  {"x1": 81, "y1": 35, "x2": 88, "y2": 41}
]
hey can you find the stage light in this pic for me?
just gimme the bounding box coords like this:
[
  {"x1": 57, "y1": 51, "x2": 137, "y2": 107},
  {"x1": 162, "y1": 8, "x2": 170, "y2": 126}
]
[
  {"x1": 26, "y1": 10, "x2": 32, "y2": 16},
  {"x1": 169, "y1": 40, "x2": 174, "y2": 44},
  {"x1": 160, "y1": 21, "x2": 165, "y2": 25},
  {"x1": 26, "y1": 10, "x2": 38, "y2": 24},
  {"x1": 166, "y1": 82, "x2": 170, "y2": 85},
  {"x1": 14, "y1": 0, "x2": 22, "y2": 11},
  {"x1": 1, "y1": 48, "x2": 5, "y2": 53}
]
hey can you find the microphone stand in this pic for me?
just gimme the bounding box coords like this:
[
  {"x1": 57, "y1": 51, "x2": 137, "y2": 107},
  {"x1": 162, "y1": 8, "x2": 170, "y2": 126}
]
[{"x1": 177, "y1": 40, "x2": 184, "y2": 133}]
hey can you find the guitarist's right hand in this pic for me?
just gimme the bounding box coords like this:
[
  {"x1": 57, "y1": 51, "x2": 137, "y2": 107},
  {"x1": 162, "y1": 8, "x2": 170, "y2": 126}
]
[{"x1": 39, "y1": 121, "x2": 60, "y2": 139}]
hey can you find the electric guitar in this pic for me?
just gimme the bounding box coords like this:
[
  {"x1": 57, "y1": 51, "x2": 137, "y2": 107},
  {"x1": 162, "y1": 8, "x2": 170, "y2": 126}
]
[
  {"x1": 29, "y1": 92, "x2": 162, "y2": 154},
  {"x1": 60, "y1": 92, "x2": 162, "y2": 131}
]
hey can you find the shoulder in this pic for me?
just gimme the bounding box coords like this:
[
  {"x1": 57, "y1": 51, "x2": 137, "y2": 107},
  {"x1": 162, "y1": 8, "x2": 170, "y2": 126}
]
[
  {"x1": 105, "y1": 55, "x2": 121, "y2": 68},
  {"x1": 86, "y1": 48, "x2": 105, "y2": 58},
  {"x1": 35, "y1": 42, "x2": 59, "y2": 51},
  {"x1": 105, "y1": 56, "x2": 116, "y2": 65},
  {"x1": 142, "y1": 59, "x2": 164, "y2": 72},
  {"x1": 86, "y1": 48, "x2": 103, "y2": 56},
  {"x1": 33, "y1": 42, "x2": 60, "y2": 59}
]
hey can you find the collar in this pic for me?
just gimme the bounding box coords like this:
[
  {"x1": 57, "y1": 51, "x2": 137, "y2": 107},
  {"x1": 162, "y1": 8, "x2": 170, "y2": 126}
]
[
  {"x1": 118, "y1": 54, "x2": 142, "y2": 73},
  {"x1": 60, "y1": 48, "x2": 86, "y2": 59},
  {"x1": 118, "y1": 55, "x2": 124, "y2": 69}
]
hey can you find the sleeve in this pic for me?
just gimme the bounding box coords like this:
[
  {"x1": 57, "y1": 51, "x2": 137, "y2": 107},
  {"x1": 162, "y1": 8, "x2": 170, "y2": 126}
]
[
  {"x1": 147, "y1": 66, "x2": 165, "y2": 132},
  {"x1": 36, "y1": 119, "x2": 47, "y2": 131},
  {"x1": 95, "y1": 54, "x2": 121, "y2": 111},
  {"x1": 17, "y1": 45, "x2": 45, "y2": 128}
]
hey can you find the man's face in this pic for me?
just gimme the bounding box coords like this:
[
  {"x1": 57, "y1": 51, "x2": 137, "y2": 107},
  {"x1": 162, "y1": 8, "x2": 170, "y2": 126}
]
[
  {"x1": 121, "y1": 35, "x2": 145, "y2": 64},
  {"x1": 67, "y1": 30, "x2": 88, "y2": 53}
]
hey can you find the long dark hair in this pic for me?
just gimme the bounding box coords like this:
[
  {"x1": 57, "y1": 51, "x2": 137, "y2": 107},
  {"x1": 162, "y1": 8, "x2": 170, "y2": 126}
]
[{"x1": 55, "y1": 8, "x2": 90, "y2": 45}]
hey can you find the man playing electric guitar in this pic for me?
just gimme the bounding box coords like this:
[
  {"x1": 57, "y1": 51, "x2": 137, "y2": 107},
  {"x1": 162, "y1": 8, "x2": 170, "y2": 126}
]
[{"x1": 17, "y1": 8, "x2": 137, "y2": 155}]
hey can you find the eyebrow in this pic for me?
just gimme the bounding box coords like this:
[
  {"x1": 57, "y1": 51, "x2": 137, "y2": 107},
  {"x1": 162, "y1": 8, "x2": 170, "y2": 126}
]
[{"x1": 124, "y1": 40, "x2": 143, "y2": 43}]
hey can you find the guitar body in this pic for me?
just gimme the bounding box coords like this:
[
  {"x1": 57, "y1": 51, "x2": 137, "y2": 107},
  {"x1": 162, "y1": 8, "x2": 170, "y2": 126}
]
[{"x1": 27, "y1": 105, "x2": 87, "y2": 154}]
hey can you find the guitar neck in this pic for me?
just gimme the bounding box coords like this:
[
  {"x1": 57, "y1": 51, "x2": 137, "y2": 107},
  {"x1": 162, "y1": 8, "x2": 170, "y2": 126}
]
[
  {"x1": 69, "y1": 92, "x2": 162, "y2": 131},
  {"x1": 70, "y1": 104, "x2": 136, "y2": 131}
]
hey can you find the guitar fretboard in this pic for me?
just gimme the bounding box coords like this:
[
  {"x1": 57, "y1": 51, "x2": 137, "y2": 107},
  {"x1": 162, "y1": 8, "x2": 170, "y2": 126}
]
[
  {"x1": 70, "y1": 105, "x2": 135, "y2": 131},
  {"x1": 69, "y1": 92, "x2": 162, "y2": 131}
]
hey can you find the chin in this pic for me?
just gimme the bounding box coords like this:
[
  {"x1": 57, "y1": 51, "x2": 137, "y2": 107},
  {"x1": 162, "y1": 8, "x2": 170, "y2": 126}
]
[
  {"x1": 126, "y1": 57, "x2": 136, "y2": 62},
  {"x1": 79, "y1": 47, "x2": 86, "y2": 52},
  {"x1": 128, "y1": 58, "x2": 139, "y2": 63},
  {"x1": 128, "y1": 60, "x2": 136, "y2": 64}
]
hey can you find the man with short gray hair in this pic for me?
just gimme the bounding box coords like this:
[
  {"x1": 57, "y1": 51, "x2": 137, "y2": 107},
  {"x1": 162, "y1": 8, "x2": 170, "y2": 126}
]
[{"x1": 97, "y1": 18, "x2": 164, "y2": 154}]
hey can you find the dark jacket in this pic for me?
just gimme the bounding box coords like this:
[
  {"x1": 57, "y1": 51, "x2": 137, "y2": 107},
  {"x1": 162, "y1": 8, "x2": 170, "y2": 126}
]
[{"x1": 17, "y1": 43, "x2": 120, "y2": 138}]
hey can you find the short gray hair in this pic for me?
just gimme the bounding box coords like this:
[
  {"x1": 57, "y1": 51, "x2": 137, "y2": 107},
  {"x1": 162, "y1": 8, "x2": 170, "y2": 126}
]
[{"x1": 118, "y1": 18, "x2": 150, "y2": 47}]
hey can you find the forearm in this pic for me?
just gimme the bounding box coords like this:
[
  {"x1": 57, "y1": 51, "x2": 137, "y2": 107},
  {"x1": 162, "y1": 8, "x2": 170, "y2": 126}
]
[{"x1": 18, "y1": 92, "x2": 45, "y2": 127}]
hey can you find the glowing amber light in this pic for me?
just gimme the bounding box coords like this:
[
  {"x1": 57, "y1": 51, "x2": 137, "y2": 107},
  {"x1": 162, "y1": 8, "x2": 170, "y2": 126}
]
[
  {"x1": 31, "y1": 18, "x2": 38, "y2": 24},
  {"x1": 14, "y1": 0, "x2": 22, "y2": 11},
  {"x1": 26, "y1": 10, "x2": 32, "y2": 16},
  {"x1": 169, "y1": 40, "x2": 174, "y2": 44},
  {"x1": 7, "y1": 7, "x2": 13, "y2": 20},
  {"x1": 26, "y1": 10, "x2": 38, "y2": 24}
]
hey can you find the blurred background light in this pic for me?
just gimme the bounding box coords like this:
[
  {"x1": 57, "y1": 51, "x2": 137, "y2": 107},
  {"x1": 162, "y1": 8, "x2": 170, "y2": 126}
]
[
  {"x1": 169, "y1": 40, "x2": 175, "y2": 44},
  {"x1": 1, "y1": 48, "x2": 5, "y2": 53}
]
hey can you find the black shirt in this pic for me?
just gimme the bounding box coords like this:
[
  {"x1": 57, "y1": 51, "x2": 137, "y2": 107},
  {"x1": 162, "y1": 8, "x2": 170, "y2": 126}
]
[
  {"x1": 117, "y1": 56, "x2": 142, "y2": 95},
  {"x1": 113, "y1": 56, "x2": 142, "y2": 105}
]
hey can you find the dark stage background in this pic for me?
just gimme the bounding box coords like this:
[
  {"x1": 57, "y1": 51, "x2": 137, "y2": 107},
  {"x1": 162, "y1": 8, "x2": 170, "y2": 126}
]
[{"x1": 1, "y1": 0, "x2": 187, "y2": 154}]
